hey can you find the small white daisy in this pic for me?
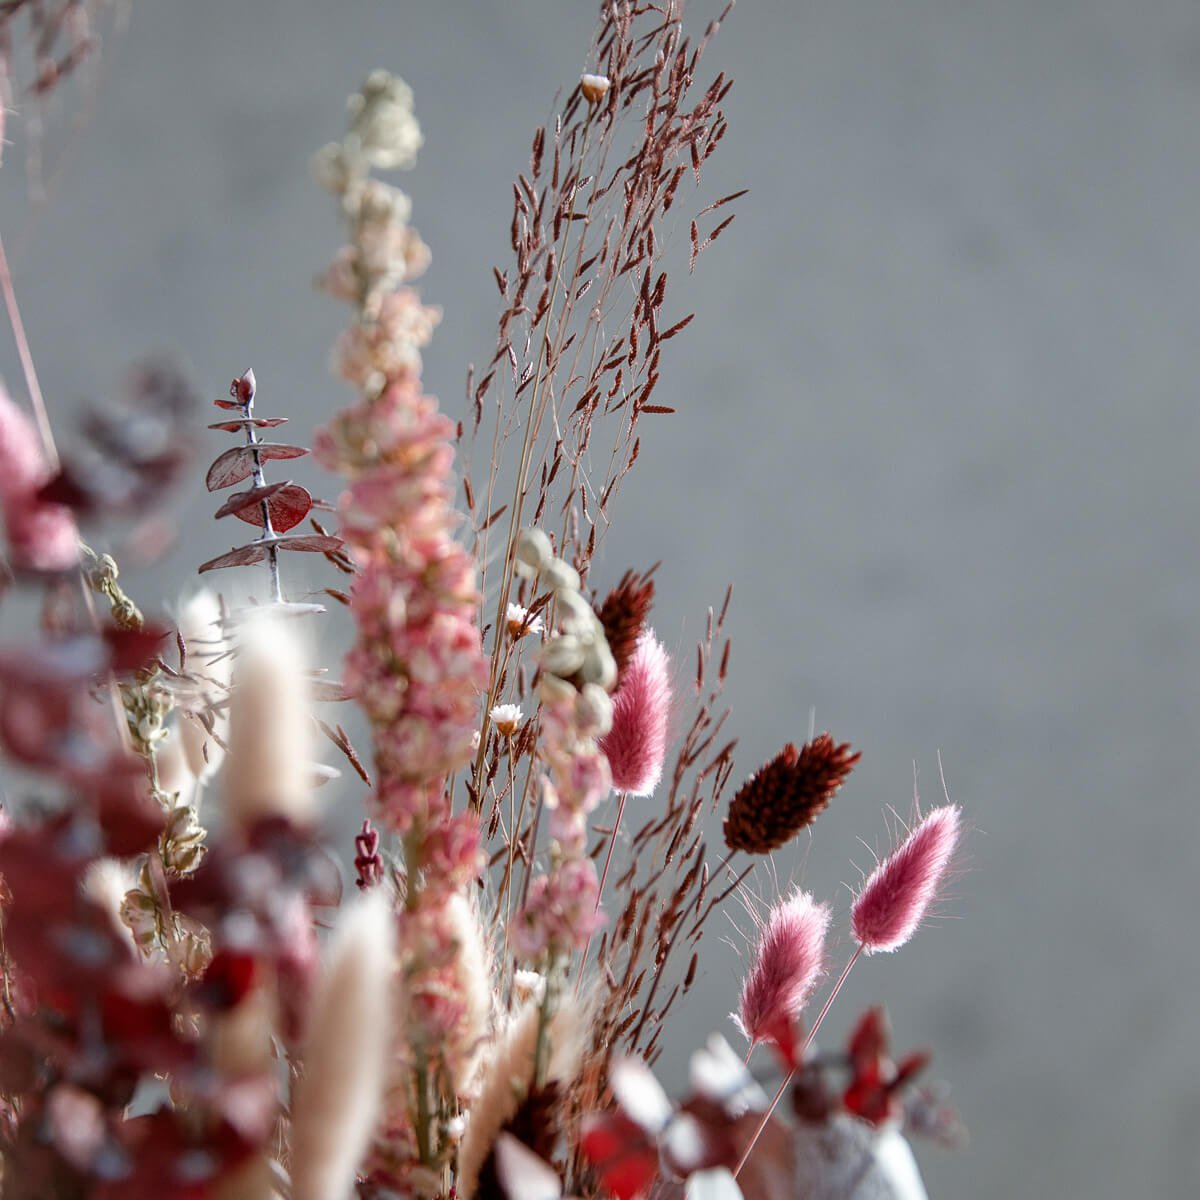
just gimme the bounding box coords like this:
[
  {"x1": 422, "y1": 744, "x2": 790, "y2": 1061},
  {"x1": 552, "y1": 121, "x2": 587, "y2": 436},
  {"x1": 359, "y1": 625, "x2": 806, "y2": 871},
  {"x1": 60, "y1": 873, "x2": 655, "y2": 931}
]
[
  {"x1": 505, "y1": 602, "x2": 544, "y2": 639},
  {"x1": 489, "y1": 703, "x2": 523, "y2": 737}
]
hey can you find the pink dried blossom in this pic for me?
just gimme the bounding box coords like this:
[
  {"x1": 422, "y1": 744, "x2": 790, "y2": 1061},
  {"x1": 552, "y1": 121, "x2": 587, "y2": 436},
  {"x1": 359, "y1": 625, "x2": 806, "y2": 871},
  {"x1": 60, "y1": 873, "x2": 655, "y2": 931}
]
[
  {"x1": 851, "y1": 805, "x2": 962, "y2": 954},
  {"x1": 0, "y1": 385, "x2": 78, "y2": 571},
  {"x1": 735, "y1": 889, "x2": 830, "y2": 1049},
  {"x1": 599, "y1": 630, "x2": 671, "y2": 796}
]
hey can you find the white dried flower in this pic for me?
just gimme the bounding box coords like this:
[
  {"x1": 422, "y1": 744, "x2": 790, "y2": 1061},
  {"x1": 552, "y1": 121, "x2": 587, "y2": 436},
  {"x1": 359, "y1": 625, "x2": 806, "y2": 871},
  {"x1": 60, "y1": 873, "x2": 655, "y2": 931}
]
[
  {"x1": 489, "y1": 703, "x2": 523, "y2": 738},
  {"x1": 580, "y1": 73, "x2": 611, "y2": 104},
  {"x1": 512, "y1": 969, "x2": 546, "y2": 1004},
  {"x1": 505, "y1": 602, "x2": 544, "y2": 639}
]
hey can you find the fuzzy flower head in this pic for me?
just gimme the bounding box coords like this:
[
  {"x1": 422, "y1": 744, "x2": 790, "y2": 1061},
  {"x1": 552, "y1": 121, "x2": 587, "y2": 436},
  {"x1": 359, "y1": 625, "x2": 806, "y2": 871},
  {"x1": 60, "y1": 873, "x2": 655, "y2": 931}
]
[
  {"x1": 598, "y1": 629, "x2": 671, "y2": 796},
  {"x1": 735, "y1": 889, "x2": 830, "y2": 1051},
  {"x1": 851, "y1": 804, "x2": 962, "y2": 954}
]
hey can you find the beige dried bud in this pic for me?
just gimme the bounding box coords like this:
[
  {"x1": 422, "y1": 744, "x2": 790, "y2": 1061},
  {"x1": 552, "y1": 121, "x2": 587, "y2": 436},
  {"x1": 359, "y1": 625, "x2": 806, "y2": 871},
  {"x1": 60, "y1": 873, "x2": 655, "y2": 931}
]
[
  {"x1": 120, "y1": 887, "x2": 160, "y2": 953},
  {"x1": 159, "y1": 805, "x2": 208, "y2": 877},
  {"x1": 580, "y1": 74, "x2": 611, "y2": 104}
]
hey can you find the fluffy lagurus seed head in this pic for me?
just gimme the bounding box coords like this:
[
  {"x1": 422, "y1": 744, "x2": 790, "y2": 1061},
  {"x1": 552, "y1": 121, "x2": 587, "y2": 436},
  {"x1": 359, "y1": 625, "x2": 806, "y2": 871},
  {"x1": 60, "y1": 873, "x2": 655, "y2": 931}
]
[
  {"x1": 723, "y1": 733, "x2": 860, "y2": 855},
  {"x1": 735, "y1": 889, "x2": 830, "y2": 1049},
  {"x1": 851, "y1": 804, "x2": 962, "y2": 954},
  {"x1": 598, "y1": 629, "x2": 671, "y2": 796}
]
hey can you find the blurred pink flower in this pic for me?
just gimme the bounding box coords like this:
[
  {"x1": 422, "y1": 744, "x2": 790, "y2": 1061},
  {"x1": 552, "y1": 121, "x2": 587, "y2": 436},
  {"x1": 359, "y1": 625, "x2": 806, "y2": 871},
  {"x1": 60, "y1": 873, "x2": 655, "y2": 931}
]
[{"x1": 0, "y1": 385, "x2": 78, "y2": 571}]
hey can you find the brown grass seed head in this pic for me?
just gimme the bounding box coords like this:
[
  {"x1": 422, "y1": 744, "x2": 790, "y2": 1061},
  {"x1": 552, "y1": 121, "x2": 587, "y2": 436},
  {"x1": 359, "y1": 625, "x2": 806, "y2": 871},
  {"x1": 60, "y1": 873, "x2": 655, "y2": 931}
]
[{"x1": 723, "y1": 733, "x2": 861, "y2": 855}]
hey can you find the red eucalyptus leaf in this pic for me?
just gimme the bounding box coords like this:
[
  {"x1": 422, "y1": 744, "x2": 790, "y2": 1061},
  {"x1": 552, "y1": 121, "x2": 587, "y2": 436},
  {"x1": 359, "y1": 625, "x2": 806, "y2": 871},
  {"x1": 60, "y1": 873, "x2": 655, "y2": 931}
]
[
  {"x1": 197, "y1": 543, "x2": 270, "y2": 574},
  {"x1": 213, "y1": 480, "x2": 290, "y2": 518},
  {"x1": 207, "y1": 417, "x2": 288, "y2": 432},
  {"x1": 213, "y1": 398, "x2": 244, "y2": 411},
  {"x1": 204, "y1": 443, "x2": 308, "y2": 492},
  {"x1": 218, "y1": 482, "x2": 313, "y2": 533},
  {"x1": 270, "y1": 533, "x2": 343, "y2": 554}
]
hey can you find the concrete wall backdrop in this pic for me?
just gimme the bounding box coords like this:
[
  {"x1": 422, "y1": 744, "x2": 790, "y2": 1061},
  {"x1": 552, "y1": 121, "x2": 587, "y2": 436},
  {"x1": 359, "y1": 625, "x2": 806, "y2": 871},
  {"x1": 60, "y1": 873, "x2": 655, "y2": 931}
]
[{"x1": 3, "y1": 2, "x2": 1199, "y2": 1196}]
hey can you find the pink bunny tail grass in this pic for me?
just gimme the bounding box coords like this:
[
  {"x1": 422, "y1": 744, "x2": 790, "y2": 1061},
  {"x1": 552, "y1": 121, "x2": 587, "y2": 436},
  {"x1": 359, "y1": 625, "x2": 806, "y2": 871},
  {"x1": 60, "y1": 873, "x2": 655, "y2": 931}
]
[
  {"x1": 735, "y1": 889, "x2": 831, "y2": 1049},
  {"x1": 851, "y1": 804, "x2": 962, "y2": 954},
  {"x1": 598, "y1": 629, "x2": 671, "y2": 797}
]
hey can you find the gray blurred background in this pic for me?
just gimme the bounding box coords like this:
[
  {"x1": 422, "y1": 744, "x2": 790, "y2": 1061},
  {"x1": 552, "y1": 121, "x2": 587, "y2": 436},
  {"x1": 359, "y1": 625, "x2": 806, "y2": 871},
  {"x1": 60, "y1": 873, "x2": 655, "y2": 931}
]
[{"x1": 3, "y1": 1, "x2": 1199, "y2": 1196}]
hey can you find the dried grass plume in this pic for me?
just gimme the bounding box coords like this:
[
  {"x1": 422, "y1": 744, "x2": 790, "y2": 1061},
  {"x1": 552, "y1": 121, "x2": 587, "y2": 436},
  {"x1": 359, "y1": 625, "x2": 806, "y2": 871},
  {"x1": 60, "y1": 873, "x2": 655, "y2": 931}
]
[{"x1": 291, "y1": 890, "x2": 395, "y2": 1200}]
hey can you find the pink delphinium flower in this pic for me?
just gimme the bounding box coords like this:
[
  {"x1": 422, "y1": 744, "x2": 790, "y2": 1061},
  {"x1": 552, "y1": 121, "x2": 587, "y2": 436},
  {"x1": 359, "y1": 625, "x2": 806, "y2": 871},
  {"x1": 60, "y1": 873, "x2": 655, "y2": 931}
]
[
  {"x1": 851, "y1": 804, "x2": 962, "y2": 954},
  {"x1": 735, "y1": 889, "x2": 830, "y2": 1051},
  {"x1": 0, "y1": 384, "x2": 78, "y2": 572},
  {"x1": 599, "y1": 629, "x2": 671, "y2": 797}
]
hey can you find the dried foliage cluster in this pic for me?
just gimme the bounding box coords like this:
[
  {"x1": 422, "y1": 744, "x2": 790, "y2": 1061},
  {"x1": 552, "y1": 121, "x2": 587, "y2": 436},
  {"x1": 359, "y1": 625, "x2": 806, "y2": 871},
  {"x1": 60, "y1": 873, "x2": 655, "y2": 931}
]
[{"x1": 0, "y1": 4, "x2": 967, "y2": 1200}]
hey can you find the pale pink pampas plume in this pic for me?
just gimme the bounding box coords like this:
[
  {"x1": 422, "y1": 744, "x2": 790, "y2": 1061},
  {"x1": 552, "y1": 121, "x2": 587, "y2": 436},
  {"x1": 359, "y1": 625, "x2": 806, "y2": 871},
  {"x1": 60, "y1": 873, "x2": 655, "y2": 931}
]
[
  {"x1": 851, "y1": 804, "x2": 962, "y2": 954},
  {"x1": 734, "y1": 889, "x2": 831, "y2": 1050},
  {"x1": 291, "y1": 890, "x2": 395, "y2": 1200},
  {"x1": 0, "y1": 382, "x2": 78, "y2": 572},
  {"x1": 222, "y1": 615, "x2": 315, "y2": 831},
  {"x1": 598, "y1": 629, "x2": 671, "y2": 797}
]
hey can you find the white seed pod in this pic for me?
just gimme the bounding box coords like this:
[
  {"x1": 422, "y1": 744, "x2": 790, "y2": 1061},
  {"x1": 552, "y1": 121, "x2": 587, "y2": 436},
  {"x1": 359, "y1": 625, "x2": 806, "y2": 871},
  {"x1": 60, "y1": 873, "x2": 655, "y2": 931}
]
[
  {"x1": 540, "y1": 634, "x2": 586, "y2": 680},
  {"x1": 554, "y1": 588, "x2": 596, "y2": 636},
  {"x1": 516, "y1": 527, "x2": 554, "y2": 575},
  {"x1": 542, "y1": 558, "x2": 580, "y2": 593},
  {"x1": 577, "y1": 639, "x2": 617, "y2": 691},
  {"x1": 575, "y1": 683, "x2": 614, "y2": 738}
]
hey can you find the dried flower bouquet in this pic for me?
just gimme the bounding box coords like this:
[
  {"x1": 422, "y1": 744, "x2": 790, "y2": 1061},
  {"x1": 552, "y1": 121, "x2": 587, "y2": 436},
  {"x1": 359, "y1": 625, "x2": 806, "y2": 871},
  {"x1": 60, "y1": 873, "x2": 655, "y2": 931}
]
[{"x1": 0, "y1": 4, "x2": 966, "y2": 1199}]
